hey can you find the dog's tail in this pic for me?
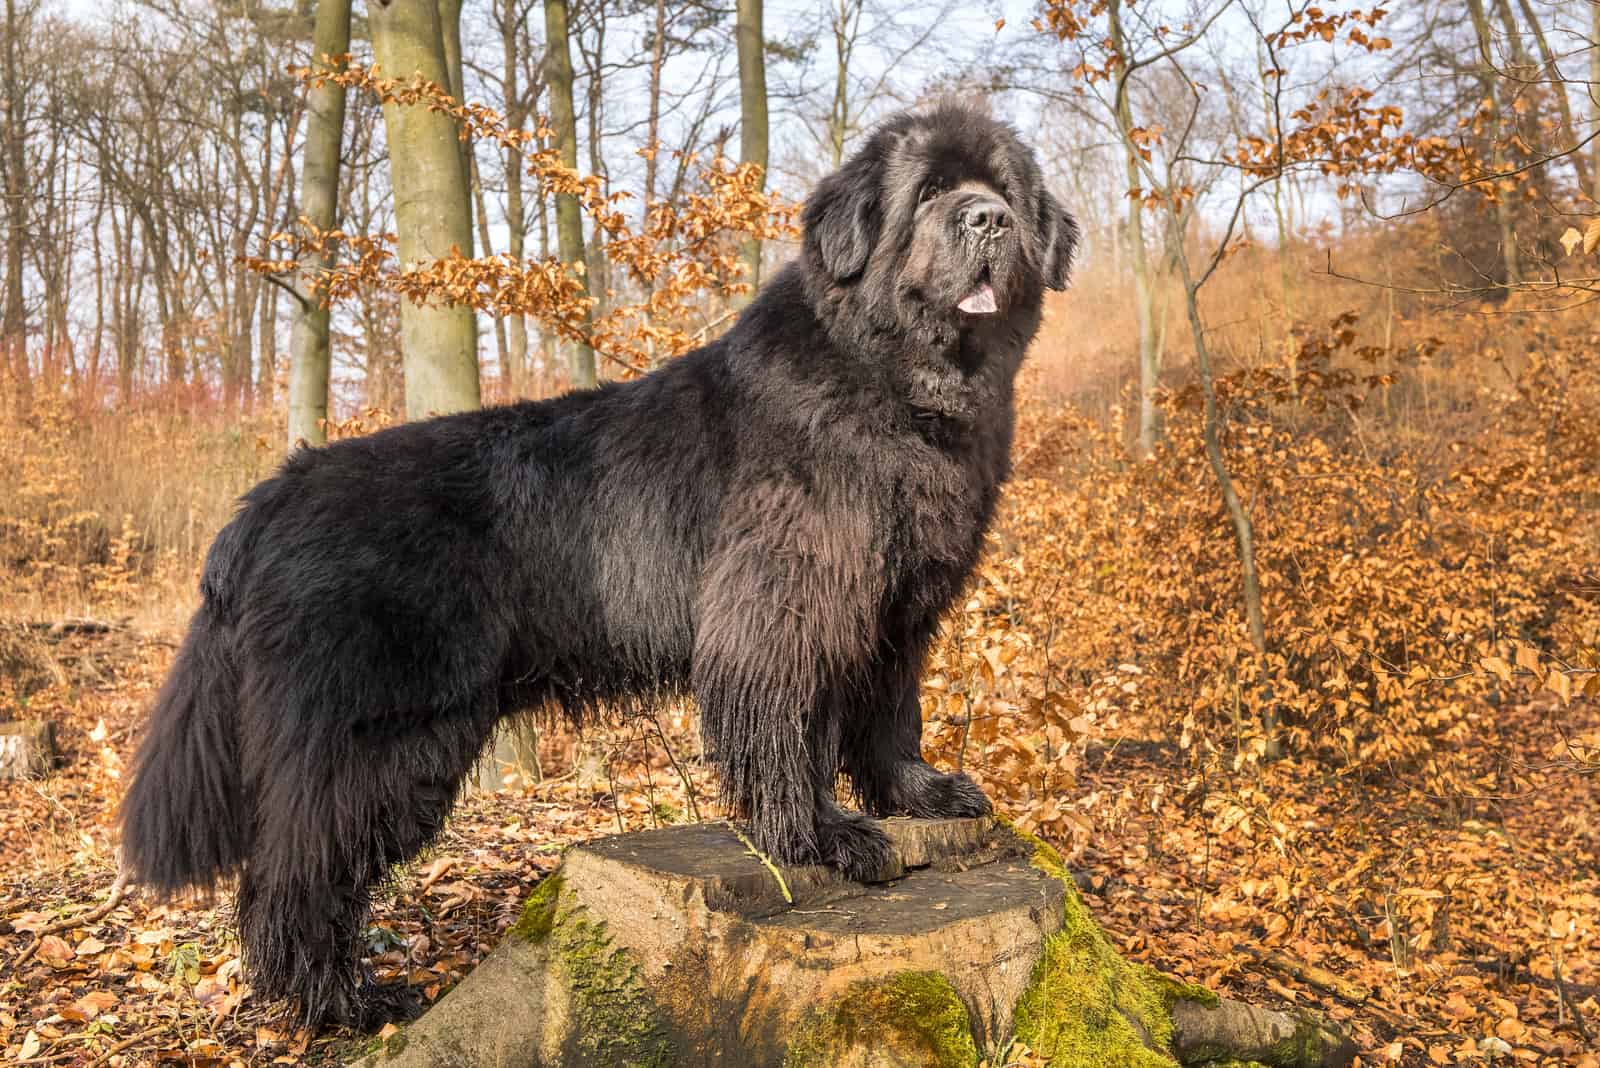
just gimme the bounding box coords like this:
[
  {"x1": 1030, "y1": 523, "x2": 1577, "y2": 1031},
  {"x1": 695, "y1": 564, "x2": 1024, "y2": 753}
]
[{"x1": 121, "y1": 589, "x2": 250, "y2": 893}]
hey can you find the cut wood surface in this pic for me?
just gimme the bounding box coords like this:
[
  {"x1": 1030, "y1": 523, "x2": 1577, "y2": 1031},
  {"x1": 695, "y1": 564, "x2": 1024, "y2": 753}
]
[
  {"x1": 0, "y1": 719, "x2": 54, "y2": 780},
  {"x1": 353, "y1": 817, "x2": 1355, "y2": 1067}
]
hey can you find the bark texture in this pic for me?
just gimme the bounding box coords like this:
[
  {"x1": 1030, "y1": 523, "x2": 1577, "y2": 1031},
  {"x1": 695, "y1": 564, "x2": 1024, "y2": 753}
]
[
  {"x1": 368, "y1": 0, "x2": 481, "y2": 420},
  {"x1": 734, "y1": 0, "x2": 768, "y2": 304},
  {"x1": 0, "y1": 720, "x2": 55, "y2": 780},
  {"x1": 287, "y1": 0, "x2": 352, "y2": 449},
  {"x1": 351, "y1": 819, "x2": 1354, "y2": 1068},
  {"x1": 542, "y1": 0, "x2": 594, "y2": 389}
]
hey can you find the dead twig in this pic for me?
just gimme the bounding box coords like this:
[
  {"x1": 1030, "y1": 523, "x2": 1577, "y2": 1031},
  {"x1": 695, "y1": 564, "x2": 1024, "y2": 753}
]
[
  {"x1": 1555, "y1": 958, "x2": 1593, "y2": 1043},
  {"x1": 15, "y1": 869, "x2": 130, "y2": 966},
  {"x1": 1239, "y1": 945, "x2": 1372, "y2": 1005},
  {"x1": 21, "y1": 617, "x2": 117, "y2": 636},
  {"x1": 84, "y1": 1024, "x2": 169, "y2": 1067}
]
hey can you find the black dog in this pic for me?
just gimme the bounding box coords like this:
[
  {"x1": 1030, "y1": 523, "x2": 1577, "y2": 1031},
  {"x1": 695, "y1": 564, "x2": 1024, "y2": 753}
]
[{"x1": 120, "y1": 103, "x2": 1078, "y2": 1029}]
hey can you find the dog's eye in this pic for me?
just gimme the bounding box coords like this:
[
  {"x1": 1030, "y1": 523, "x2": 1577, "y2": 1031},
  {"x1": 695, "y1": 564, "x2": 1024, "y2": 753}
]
[{"x1": 918, "y1": 180, "x2": 945, "y2": 205}]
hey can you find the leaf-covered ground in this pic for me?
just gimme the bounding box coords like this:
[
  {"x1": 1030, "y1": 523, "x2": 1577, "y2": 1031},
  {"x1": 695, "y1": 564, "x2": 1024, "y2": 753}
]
[{"x1": 2, "y1": 624, "x2": 1595, "y2": 1066}]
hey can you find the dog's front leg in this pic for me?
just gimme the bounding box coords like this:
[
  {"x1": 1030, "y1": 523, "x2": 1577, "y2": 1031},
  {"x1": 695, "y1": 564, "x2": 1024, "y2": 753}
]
[
  {"x1": 691, "y1": 479, "x2": 891, "y2": 881},
  {"x1": 844, "y1": 636, "x2": 992, "y2": 821}
]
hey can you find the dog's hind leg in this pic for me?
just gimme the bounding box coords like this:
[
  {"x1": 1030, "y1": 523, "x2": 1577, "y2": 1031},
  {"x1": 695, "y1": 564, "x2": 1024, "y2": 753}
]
[
  {"x1": 238, "y1": 693, "x2": 501, "y2": 1030},
  {"x1": 236, "y1": 853, "x2": 381, "y2": 1030}
]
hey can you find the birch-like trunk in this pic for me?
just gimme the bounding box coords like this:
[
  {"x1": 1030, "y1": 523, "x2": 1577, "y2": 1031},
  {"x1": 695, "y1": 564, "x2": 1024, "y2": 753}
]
[
  {"x1": 734, "y1": 0, "x2": 768, "y2": 306},
  {"x1": 1107, "y1": 0, "x2": 1160, "y2": 457},
  {"x1": 1465, "y1": 0, "x2": 1522, "y2": 288},
  {"x1": 369, "y1": 0, "x2": 481, "y2": 420},
  {"x1": 287, "y1": 0, "x2": 352, "y2": 447},
  {"x1": 542, "y1": 0, "x2": 594, "y2": 389}
]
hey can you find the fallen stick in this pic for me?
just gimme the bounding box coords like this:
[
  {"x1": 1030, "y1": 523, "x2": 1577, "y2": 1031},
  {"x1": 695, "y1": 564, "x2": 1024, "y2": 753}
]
[
  {"x1": 22, "y1": 618, "x2": 117, "y2": 636},
  {"x1": 14, "y1": 870, "x2": 129, "y2": 967},
  {"x1": 85, "y1": 1024, "x2": 168, "y2": 1067},
  {"x1": 1172, "y1": 995, "x2": 1357, "y2": 1068},
  {"x1": 1242, "y1": 945, "x2": 1372, "y2": 1005}
]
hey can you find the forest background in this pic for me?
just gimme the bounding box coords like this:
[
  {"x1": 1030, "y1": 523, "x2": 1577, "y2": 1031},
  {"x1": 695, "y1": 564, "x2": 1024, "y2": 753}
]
[{"x1": 1, "y1": 0, "x2": 1599, "y2": 1064}]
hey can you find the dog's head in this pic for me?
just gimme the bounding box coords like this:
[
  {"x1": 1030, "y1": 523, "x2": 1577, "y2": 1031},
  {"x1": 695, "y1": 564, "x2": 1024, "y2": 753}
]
[
  {"x1": 798, "y1": 104, "x2": 1078, "y2": 418},
  {"x1": 803, "y1": 103, "x2": 1078, "y2": 333}
]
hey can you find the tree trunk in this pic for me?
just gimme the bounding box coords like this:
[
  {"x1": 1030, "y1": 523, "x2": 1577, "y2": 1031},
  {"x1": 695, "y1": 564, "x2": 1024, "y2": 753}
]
[
  {"x1": 435, "y1": 0, "x2": 472, "y2": 252},
  {"x1": 638, "y1": 0, "x2": 667, "y2": 369},
  {"x1": 359, "y1": 819, "x2": 1353, "y2": 1068},
  {"x1": 827, "y1": 0, "x2": 857, "y2": 168},
  {"x1": 1107, "y1": 0, "x2": 1160, "y2": 458},
  {"x1": 435, "y1": 0, "x2": 480, "y2": 366},
  {"x1": 501, "y1": 0, "x2": 530, "y2": 390},
  {"x1": 369, "y1": 0, "x2": 481, "y2": 420},
  {"x1": 111, "y1": 208, "x2": 133, "y2": 403},
  {"x1": 1170, "y1": 221, "x2": 1275, "y2": 757},
  {"x1": 734, "y1": 0, "x2": 768, "y2": 306},
  {"x1": 257, "y1": 269, "x2": 277, "y2": 406},
  {"x1": 470, "y1": 152, "x2": 509, "y2": 386},
  {"x1": 91, "y1": 187, "x2": 105, "y2": 391},
  {"x1": 644, "y1": 0, "x2": 665, "y2": 210},
  {"x1": 543, "y1": 0, "x2": 594, "y2": 389},
  {"x1": 1591, "y1": 0, "x2": 1599, "y2": 205},
  {"x1": 2, "y1": 0, "x2": 29, "y2": 396},
  {"x1": 584, "y1": 15, "x2": 612, "y2": 331},
  {"x1": 287, "y1": 0, "x2": 351, "y2": 448},
  {"x1": 1512, "y1": 0, "x2": 1589, "y2": 195},
  {"x1": 1273, "y1": 177, "x2": 1297, "y2": 405},
  {"x1": 1465, "y1": 0, "x2": 1522, "y2": 288},
  {"x1": 537, "y1": 186, "x2": 554, "y2": 384}
]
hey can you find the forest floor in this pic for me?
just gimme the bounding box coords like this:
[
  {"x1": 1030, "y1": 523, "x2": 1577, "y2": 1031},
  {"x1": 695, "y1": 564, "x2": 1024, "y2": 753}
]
[{"x1": 2, "y1": 622, "x2": 1597, "y2": 1067}]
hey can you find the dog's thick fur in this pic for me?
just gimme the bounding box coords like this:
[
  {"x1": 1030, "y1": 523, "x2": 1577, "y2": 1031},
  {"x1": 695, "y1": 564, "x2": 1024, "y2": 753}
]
[{"x1": 120, "y1": 103, "x2": 1078, "y2": 1029}]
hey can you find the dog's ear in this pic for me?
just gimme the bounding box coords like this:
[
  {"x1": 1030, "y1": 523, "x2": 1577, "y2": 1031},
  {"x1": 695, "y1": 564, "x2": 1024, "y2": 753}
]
[
  {"x1": 1037, "y1": 190, "x2": 1081, "y2": 291},
  {"x1": 802, "y1": 159, "x2": 881, "y2": 282}
]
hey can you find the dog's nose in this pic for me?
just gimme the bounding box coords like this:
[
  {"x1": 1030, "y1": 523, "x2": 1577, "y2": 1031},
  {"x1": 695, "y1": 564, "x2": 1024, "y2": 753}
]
[{"x1": 960, "y1": 196, "x2": 1012, "y2": 236}]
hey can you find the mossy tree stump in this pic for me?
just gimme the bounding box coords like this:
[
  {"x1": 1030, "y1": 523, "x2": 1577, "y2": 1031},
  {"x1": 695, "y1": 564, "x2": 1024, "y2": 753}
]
[{"x1": 355, "y1": 819, "x2": 1354, "y2": 1067}]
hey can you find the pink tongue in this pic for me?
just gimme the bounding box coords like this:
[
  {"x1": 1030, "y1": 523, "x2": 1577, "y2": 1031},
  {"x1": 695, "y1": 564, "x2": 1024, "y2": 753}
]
[{"x1": 958, "y1": 284, "x2": 998, "y2": 314}]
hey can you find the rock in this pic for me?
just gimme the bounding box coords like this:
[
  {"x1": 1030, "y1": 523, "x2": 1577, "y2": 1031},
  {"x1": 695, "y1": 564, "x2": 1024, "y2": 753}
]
[
  {"x1": 0, "y1": 719, "x2": 55, "y2": 780},
  {"x1": 354, "y1": 818, "x2": 1352, "y2": 1068}
]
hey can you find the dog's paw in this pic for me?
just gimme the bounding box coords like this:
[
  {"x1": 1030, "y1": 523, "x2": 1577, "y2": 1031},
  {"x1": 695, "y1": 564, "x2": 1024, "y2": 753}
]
[
  {"x1": 352, "y1": 979, "x2": 426, "y2": 1032},
  {"x1": 816, "y1": 810, "x2": 895, "y2": 883},
  {"x1": 914, "y1": 770, "x2": 993, "y2": 819},
  {"x1": 884, "y1": 761, "x2": 993, "y2": 819},
  {"x1": 300, "y1": 977, "x2": 423, "y2": 1034}
]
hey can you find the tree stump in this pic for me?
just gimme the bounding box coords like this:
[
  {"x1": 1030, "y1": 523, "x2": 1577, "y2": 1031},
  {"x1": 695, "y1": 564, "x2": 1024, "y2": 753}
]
[
  {"x1": 355, "y1": 818, "x2": 1354, "y2": 1067},
  {"x1": 0, "y1": 719, "x2": 55, "y2": 780}
]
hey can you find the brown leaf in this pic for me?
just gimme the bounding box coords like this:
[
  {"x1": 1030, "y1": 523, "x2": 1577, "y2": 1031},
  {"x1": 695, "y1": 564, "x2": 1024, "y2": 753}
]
[{"x1": 35, "y1": 935, "x2": 75, "y2": 967}]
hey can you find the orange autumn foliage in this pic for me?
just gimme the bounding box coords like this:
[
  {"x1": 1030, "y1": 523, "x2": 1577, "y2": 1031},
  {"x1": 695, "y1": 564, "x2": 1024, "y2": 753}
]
[
  {"x1": 251, "y1": 60, "x2": 798, "y2": 375},
  {"x1": 918, "y1": 312, "x2": 1599, "y2": 848}
]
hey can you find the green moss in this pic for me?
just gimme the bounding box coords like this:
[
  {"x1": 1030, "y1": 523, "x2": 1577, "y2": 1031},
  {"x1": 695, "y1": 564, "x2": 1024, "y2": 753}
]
[
  {"x1": 1149, "y1": 970, "x2": 1220, "y2": 1010},
  {"x1": 510, "y1": 872, "x2": 676, "y2": 1065},
  {"x1": 784, "y1": 971, "x2": 979, "y2": 1068},
  {"x1": 1003, "y1": 820, "x2": 1213, "y2": 1068},
  {"x1": 554, "y1": 912, "x2": 675, "y2": 1066},
  {"x1": 1171, "y1": 998, "x2": 1341, "y2": 1066},
  {"x1": 1253, "y1": 1015, "x2": 1336, "y2": 1067},
  {"x1": 509, "y1": 872, "x2": 564, "y2": 943},
  {"x1": 380, "y1": 1031, "x2": 408, "y2": 1059}
]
